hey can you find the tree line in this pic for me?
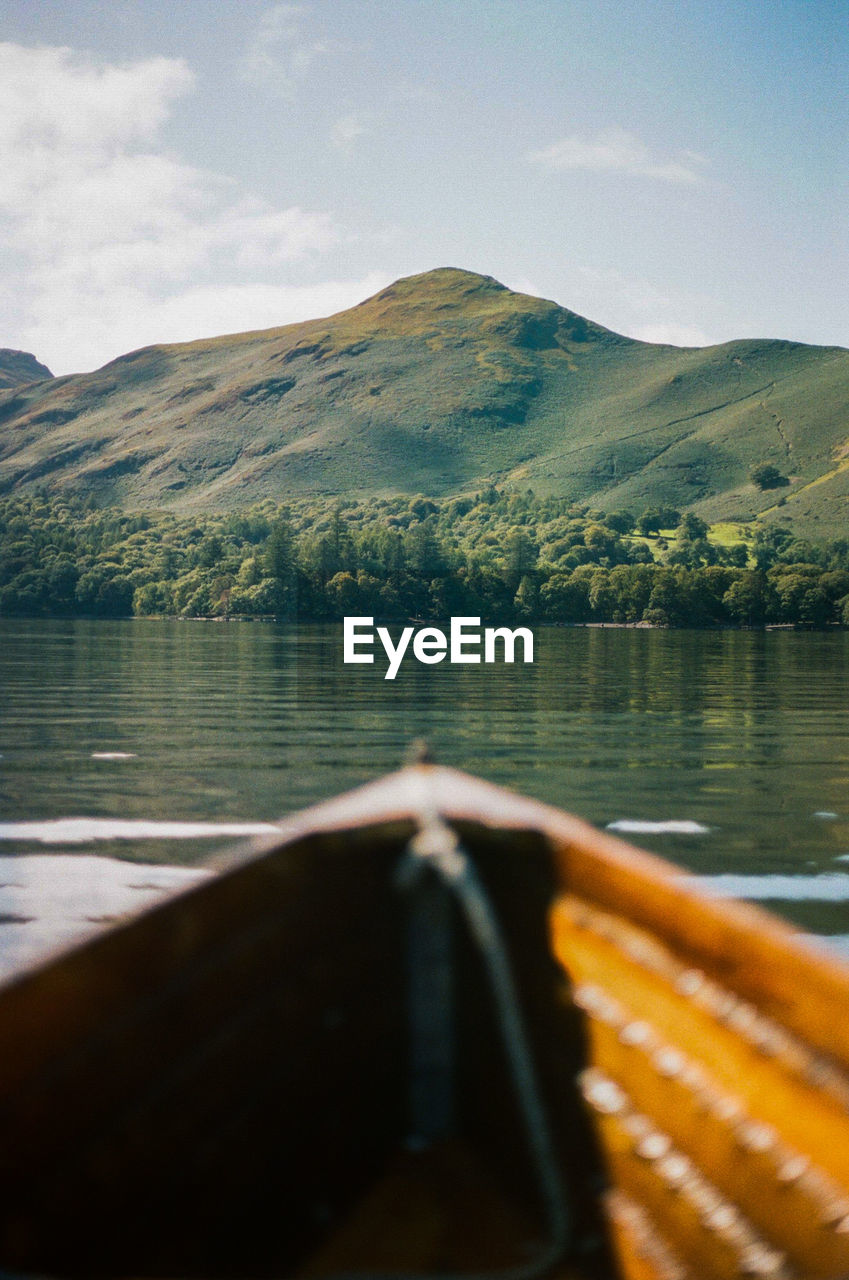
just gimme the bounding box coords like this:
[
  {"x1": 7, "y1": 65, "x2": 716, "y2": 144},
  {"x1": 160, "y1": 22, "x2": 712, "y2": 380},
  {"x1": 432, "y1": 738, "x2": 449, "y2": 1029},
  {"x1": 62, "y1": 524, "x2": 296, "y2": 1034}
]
[{"x1": 2, "y1": 490, "x2": 849, "y2": 628}]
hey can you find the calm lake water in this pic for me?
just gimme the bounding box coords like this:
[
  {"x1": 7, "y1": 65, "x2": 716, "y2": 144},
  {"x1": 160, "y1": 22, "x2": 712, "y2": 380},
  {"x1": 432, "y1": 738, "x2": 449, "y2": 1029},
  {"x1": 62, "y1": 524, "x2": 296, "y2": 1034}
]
[{"x1": 2, "y1": 618, "x2": 849, "y2": 943}]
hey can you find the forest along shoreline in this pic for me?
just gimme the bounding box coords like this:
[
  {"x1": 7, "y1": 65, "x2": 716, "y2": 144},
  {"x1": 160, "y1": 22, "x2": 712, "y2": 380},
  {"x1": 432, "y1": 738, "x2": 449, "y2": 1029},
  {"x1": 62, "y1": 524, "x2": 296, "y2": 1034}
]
[{"x1": 2, "y1": 489, "x2": 849, "y2": 629}]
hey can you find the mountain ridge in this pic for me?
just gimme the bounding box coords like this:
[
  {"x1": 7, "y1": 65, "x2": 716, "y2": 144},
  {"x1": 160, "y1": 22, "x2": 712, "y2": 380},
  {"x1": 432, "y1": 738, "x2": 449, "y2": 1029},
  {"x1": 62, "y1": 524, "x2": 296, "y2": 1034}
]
[
  {"x1": 0, "y1": 348, "x2": 53, "y2": 391},
  {"x1": 1, "y1": 268, "x2": 848, "y2": 539}
]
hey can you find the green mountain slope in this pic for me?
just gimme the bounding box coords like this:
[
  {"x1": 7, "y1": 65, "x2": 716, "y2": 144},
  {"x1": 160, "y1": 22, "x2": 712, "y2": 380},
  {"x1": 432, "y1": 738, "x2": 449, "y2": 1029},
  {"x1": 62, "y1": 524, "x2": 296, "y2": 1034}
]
[
  {"x1": 0, "y1": 349, "x2": 53, "y2": 391},
  {"x1": 1, "y1": 268, "x2": 847, "y2": 537}
]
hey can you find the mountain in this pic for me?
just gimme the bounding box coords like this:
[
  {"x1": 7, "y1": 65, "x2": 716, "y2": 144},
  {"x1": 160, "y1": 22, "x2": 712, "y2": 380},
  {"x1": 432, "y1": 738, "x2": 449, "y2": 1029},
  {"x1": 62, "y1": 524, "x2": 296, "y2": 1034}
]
[
  {"x1": 1, "y1": 268, "x2": 848, "y2": 538},
  {"x1": 0, "y1": 349, "x2": 53, "y2": 391}
]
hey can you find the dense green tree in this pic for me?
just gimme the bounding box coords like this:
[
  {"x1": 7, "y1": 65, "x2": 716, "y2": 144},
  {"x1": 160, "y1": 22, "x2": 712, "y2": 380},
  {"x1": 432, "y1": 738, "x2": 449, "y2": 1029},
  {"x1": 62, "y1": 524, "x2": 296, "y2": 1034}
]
[
  {"x1": 405, "y1": 520, "x2": 446, "y2": 577},
  {"x1": 601, "y1": 510, "x2": 635, "y2": 535},
  {"x1": 193, "y1": 535, "x2": 224, "y2": 568},
  {"x1": 264, "y1": 516, "x2": 297, "y2": 616},
  {"x1": 539, "y1": 573, "x2": 591, "y2": 623},
  {"x1": 133, "y1": 581, "x2": 174, "y2": 615},
  {"x1": 750, "y1": 463, "x2": 789, "y2": 490},
  {"x1": 772, "y1": 569, "x2": 830, "y2": 626},
  {"x1": 723, "y1": 573, "x2": 778, "y2": 626},
  {"x1": 637, "y1": 506, "x2": 681, "y2": 535},
  {"x1": 676, "y1": 513, "x2": 709, "y2": 540},
  {"x1": 644, "y1": 570, "x2": 693, "y2": 626},
  {"x1": 753, "y1": 526, "x2": 795, "y2": 570},
  {"x1": 724, "y1": 543, "x2": 749, "y2": 568},
  {"x1": 820, "y1": 570, "x2": 849, "y2": 603},
  {"x1": 608, "y1": 564, "x2": 654, "y2": 622},
  {"x1": 588, "y1": 569, "x2": 617, "y2": 620},
  {"x1": 504, "y1": 529, "x2": 538, "y2": 594}
]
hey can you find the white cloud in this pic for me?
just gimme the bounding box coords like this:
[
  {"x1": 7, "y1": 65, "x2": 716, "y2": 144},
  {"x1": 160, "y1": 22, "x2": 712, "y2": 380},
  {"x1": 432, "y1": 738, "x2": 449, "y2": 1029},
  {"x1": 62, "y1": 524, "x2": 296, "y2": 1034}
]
[
  {"x1": 0, "y1": 42, "x2": 363, "y2": 373},
  {"x1": 528, "y1": 128, "x2": 705, "y2": 185},
  {"x1": 0, "y1": 42, "x2": 195, "y2": 152},
  {"x1": 240, "y1": 4, "x2": 363, "y2": 96},
  {"x1": 26, "y1": 274, "x2": 393, "y2": 375},
  {"x1": 330, "y1": 113, "x2": 368, "y2": 148}
]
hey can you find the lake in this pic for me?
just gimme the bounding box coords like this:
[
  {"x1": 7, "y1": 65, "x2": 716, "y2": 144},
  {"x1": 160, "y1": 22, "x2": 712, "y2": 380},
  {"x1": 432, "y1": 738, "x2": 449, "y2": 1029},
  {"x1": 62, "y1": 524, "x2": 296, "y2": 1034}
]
[{"x1": 2, "y1": 618, "x2": 849, "y2": 951}]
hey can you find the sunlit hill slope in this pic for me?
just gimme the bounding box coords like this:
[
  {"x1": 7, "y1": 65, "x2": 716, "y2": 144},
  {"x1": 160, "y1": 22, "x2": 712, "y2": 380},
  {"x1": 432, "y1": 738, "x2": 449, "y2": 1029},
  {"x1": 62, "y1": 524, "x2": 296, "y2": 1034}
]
[{"x1": 1, "y1": 268, "x2": 848, "y2": 538}]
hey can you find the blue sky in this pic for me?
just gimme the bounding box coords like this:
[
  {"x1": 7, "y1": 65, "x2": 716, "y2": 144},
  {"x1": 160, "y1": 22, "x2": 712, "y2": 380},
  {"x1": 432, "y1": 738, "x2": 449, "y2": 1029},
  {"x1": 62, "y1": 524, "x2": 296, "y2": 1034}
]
[{"x1": 0, "y1": 0, "x2": 846, "y2": 373}]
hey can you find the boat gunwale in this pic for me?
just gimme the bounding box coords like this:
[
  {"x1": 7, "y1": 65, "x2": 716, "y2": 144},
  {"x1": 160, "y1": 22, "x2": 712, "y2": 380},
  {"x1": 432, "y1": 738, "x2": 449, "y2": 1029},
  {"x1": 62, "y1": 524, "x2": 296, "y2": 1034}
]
[
  {"x1": 211, "y1": 763, "x2": 849, "y2": 1070},
  {"x1": 3, "y1": 763, "x2": 849, "y2": 1068}
]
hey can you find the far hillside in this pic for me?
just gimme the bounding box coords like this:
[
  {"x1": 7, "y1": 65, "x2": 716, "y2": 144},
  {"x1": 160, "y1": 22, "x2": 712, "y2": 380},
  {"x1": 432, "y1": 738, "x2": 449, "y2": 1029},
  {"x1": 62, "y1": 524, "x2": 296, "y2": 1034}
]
[{"x1": 0, "y1": 269, "x2": 847, "y2": 540}]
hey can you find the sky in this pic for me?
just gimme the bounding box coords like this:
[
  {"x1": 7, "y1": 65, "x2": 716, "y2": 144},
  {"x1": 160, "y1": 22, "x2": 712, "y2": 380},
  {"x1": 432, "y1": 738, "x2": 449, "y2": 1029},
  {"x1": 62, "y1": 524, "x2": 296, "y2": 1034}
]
[{"x1": 0, "y1": 0, "x2": 846, "y2": 375}]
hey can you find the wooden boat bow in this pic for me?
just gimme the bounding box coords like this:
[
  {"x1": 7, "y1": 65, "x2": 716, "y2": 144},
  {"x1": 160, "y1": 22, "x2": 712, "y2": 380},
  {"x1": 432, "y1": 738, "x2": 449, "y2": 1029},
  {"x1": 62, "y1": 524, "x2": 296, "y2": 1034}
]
[{"x1": 0, "y1": 764, "x2": 848, "y2": 1280}]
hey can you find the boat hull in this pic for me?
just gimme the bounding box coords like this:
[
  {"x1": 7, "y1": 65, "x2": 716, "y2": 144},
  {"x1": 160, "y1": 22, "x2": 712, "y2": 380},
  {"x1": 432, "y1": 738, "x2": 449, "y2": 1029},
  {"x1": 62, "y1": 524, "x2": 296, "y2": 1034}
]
[{"x1": 0, "y1": 765, "x2": 848, "y2": 1279}]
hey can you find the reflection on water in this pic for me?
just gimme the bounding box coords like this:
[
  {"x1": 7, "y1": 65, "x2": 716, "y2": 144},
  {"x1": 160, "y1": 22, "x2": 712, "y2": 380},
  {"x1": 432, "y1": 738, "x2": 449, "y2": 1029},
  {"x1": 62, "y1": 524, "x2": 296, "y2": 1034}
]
[
  {"x1": 0, "y1": 818, "x2": 280, "y2": 843},
  {"x1": 606, "y1": 819, "x2": 712, "y2": 835},
  {"x1": 1, "y1": 619, "x2": 849, "y2": 936},
  {"x1": 693, "y1": 873, "x2": 849, "y2": 901},
  {"x1": 0, "y1": 853, "x2": 209, "y2": 978}
]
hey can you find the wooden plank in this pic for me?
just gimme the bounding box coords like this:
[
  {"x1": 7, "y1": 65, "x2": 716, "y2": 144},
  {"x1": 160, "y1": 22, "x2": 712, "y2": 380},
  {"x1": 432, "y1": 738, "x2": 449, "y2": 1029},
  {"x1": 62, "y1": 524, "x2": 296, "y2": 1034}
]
[
  {"x1": 588, "y1": 1097, "x2": 791, "y2": 1280},
  {"x1": 605, "y1": 1190, "x2": 694, "y2": 1280},
  {"x1": 550, "y1": 897, "x2": 849, "y2": 1176},
  {"x1": 551, "y1": 897, "x2": 849, "y2": 1276}
]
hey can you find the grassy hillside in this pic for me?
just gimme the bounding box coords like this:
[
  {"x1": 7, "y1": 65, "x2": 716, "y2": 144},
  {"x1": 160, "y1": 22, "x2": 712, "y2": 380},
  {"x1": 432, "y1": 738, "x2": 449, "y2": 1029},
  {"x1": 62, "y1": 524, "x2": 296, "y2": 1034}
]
[
  {"x1": 1, "y1": 268, "x2": 847, "y2": 539},
  {"x1": 0, "y1": 349, "x2": 53, "y2": 391}
]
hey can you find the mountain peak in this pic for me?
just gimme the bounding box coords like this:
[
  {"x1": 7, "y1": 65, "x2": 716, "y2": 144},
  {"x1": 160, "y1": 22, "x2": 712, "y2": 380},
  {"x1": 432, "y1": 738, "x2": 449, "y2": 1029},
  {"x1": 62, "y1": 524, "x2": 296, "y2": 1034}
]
[
  {"x1": 349, "y1": 267, "x2": 518, "y2": 328},
  {"x1": 344, "y1": 266, "x2": 619, "y2": 349},
  {"x1": 365, "y1": 267, "x2": 509, "y2": 305}
]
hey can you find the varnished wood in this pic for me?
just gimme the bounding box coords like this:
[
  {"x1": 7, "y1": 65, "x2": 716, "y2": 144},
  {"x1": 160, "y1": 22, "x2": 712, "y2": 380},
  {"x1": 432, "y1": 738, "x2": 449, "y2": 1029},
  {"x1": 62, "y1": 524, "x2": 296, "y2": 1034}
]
[
  {"x1": 0, "y1": 764, "x2": 848, "y2": 1278},
  {"x1": 605, "y1": 1190, "x2": 693, "y2": 1280}
]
